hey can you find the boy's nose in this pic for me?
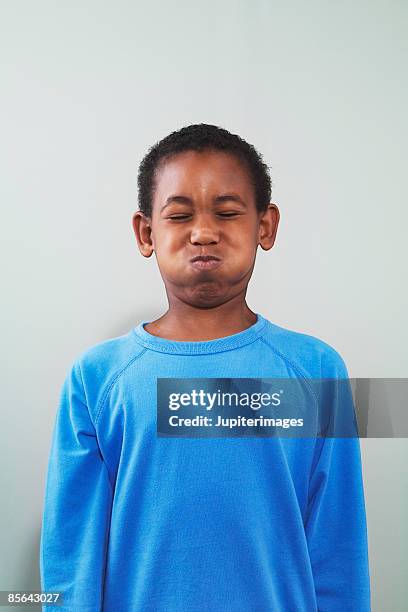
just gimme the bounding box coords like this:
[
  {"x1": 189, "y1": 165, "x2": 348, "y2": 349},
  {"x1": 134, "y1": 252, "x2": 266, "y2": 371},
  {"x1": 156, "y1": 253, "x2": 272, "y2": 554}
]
[{"x1": 190, "y1": 216, "x2": 219, "y2": 245}]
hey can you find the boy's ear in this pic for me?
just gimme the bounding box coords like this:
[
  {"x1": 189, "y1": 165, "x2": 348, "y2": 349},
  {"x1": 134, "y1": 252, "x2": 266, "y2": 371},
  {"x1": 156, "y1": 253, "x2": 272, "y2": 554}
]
[
  {"x1": 132, "y1": 211, "x2": 155, "y2": 257},
  {"x1": 258, "y1": 203, "x2": 280, "y2": 251}
]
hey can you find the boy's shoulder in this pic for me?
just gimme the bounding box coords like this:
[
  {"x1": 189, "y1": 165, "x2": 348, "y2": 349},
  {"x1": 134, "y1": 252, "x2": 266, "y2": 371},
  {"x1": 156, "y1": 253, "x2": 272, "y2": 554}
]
[
  {"x1": 75, "y1": 328, "x2": 142, "y2": 375},
  {"x1": 66, "y1": 328, "x2": 143, "y2": 419},
  {"x1": 262, "y1": 318, "x2": 350, "y2": 379}
]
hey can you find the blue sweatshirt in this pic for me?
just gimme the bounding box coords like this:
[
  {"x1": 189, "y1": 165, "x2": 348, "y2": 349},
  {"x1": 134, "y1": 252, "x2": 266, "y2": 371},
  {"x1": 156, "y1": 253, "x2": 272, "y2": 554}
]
[{"x1": 40, "y1": 313, "x2": 371, "y2": 611}]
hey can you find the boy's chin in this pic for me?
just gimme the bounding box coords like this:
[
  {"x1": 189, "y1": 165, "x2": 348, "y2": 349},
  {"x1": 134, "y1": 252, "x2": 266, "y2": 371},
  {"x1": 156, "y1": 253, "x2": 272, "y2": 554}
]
[
  {"x1": 182, "y1": 283, "x2": 231, "y2": 308},
  {"x1": 165, "y1": 273, "x2": 248, "y2": 307}
]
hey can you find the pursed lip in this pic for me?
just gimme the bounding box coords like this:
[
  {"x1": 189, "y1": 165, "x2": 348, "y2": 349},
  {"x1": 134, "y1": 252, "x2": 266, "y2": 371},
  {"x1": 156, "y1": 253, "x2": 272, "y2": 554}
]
[
  {"x1": 190, "y1": 255, "x2": 221, "y2": 262},
  {"x1": 189, "y1": 255, "x2": 222, "y2": 270}
]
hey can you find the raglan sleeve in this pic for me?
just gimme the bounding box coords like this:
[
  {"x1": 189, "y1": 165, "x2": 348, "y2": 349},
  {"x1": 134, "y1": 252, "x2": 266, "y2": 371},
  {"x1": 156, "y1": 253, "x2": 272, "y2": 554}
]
[
  {"x1": 40, "y1": 361, "x2": 114, "y2": 611},
  {"x1": 304, "y1": 353, "x2": 371, "y2": 611}
]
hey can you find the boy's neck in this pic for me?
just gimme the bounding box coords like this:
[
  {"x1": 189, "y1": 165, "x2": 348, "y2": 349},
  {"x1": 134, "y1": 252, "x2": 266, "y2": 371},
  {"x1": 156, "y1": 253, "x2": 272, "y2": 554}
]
[{"x1": 144, "y1": 300, "x2": 258, "y2": 342}]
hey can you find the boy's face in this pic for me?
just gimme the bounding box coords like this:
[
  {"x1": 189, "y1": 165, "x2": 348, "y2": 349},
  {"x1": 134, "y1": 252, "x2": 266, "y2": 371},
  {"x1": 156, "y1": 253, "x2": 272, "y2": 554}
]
[{"x1": 133, "y1": 149, "x2": 279, "y2": 308}]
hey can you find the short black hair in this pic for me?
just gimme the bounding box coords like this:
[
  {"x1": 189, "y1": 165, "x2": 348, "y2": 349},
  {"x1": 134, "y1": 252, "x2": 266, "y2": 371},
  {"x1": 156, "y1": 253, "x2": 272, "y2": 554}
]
[{"x1": 137, "y1": 123, "x2": 272, "y2": 217}]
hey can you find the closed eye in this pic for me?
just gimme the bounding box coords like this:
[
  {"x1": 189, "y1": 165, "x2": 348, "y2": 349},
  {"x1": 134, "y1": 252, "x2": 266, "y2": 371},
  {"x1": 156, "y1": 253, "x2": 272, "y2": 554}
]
[{"x1": 167, "y1": 212, "x2": 241, "y2": 221}]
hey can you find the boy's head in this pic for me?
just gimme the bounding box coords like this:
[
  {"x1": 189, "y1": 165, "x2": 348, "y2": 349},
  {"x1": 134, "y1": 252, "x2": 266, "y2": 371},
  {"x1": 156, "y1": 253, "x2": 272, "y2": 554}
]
[{"x1": 133, "y1": 123, "x2": 279, "y2": 309}]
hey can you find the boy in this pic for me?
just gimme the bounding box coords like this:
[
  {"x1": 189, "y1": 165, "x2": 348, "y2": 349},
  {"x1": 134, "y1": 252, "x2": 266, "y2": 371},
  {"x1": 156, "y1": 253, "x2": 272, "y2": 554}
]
[{"x1": 40, "y1": 123, "x2": 371, "y2": 611}]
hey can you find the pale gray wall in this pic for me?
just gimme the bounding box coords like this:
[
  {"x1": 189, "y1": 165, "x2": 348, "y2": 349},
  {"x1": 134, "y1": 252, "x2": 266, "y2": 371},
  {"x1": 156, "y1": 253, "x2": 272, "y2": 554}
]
[{"x1": 1, "y1": 1, "x2": 407, "y2": 610}]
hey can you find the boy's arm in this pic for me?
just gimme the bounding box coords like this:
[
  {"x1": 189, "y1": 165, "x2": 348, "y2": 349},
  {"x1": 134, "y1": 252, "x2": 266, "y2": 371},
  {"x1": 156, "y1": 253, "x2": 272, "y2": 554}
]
[
  {"x1": 40, "y1": 361, "x2": 114, "y2": 612},
  {"x1": 304, "y1": 365, "x2": 371, "y2": 611},
  {"x1": 305, "y1": 436, "x2": 371, "y2": 611}
]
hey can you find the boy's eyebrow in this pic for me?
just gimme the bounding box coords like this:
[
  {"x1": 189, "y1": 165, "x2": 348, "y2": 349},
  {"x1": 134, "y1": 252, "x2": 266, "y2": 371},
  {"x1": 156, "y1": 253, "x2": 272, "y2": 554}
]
[{"x1": 161, "y1": 194, "x2": 247, "y2": 211}]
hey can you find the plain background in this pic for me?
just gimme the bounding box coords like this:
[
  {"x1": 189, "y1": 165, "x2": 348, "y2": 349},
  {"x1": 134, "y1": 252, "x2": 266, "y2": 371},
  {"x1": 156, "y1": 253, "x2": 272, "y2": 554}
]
[{"x1": 1, "y1": 1, "x2": 407, "y2": 610}]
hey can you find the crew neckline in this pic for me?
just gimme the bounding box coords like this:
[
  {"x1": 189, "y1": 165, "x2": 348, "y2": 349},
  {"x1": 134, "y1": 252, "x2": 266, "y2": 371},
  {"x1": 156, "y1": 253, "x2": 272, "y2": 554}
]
[{"x1": 131, "y1": 313, "x2": 269, "y2": 355}]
